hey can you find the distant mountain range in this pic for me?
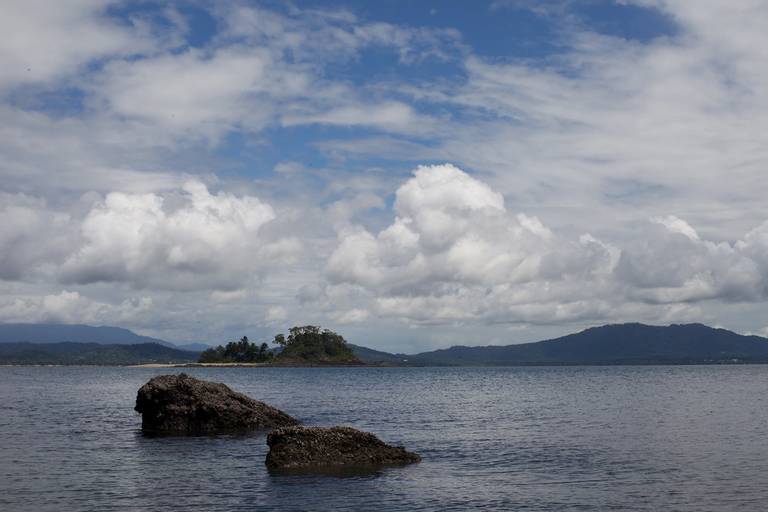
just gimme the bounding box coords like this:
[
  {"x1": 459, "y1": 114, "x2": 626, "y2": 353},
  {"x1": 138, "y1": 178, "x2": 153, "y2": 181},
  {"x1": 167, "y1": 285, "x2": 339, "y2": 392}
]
[
  {"x1": 0, "y1": 323, "x2": 210, "y2": 352},
  {"x1": 352, "y1": 323, "x2": 768, "y2": 365},
  {"x1": 2, "y1": 322, "x2": 768, "y2": 366},
  {"x1": 0, "y1": 342, "x2": 199, "y2": 365},
  {"x1": 347, "y1": 344, "x2": 412, "y2": 365}
]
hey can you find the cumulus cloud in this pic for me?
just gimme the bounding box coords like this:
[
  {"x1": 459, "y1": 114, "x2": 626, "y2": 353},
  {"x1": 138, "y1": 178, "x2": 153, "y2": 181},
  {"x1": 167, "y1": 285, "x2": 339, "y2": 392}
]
[
  {"x1": 326, "y1": 164, "x2": 768, "y2": 326},
  {"x1": 0, "y1": 181, "x2": 300, "y2": 292},
  {"x1": 616, "y1": 218, "x2": 763, "y2": 304},
  {"x1": 4, "y1": 1, "x2": 768, "y2": 345},
  {"x1": 327, "y1": 164, "x2": 618, "y2": 323},
  {"x1": 58, "y1": 181, "x2": 295, "y2": 291}
]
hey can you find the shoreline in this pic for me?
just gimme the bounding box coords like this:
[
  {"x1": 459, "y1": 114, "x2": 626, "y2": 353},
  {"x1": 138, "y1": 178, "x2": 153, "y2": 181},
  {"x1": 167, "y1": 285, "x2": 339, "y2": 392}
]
[
  {"x1": 3, "y1": 360, "x2": 768, "y2": 368},
  {"x1": 128, "y1": 362, "x2": 371, "y2": 368}
]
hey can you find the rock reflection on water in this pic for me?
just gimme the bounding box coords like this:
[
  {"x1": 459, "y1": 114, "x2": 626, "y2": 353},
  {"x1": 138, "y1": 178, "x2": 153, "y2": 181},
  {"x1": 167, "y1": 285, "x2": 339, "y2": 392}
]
[
  {"x1": 137, "y1": 429, "x2": 268, "y2": 440},
  {"x1": 266, "y1": 464, "x2": 386, "y2": 479},
  {"x1": 2, "y1": 365, "x2": 768, "y2": 511}
]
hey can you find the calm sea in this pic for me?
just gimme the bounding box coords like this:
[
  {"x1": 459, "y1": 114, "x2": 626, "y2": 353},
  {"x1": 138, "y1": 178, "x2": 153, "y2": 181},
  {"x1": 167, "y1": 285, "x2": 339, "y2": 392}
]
[{"x1": 1, "y1": 365, "x2": 768, "y2": 511}]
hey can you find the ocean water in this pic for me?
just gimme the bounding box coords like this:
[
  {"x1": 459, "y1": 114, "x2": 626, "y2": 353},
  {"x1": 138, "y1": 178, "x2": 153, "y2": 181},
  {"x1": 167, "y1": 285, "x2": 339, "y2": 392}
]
[{"x1": 1, "y1": 365, "x2": 768, "y2": 511}]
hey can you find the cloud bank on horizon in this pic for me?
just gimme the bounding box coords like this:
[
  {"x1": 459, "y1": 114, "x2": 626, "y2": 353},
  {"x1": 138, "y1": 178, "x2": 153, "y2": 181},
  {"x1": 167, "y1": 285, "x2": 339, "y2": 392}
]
[{"x1": 1, "y1": 0, "x2": 767, "y2": 350}]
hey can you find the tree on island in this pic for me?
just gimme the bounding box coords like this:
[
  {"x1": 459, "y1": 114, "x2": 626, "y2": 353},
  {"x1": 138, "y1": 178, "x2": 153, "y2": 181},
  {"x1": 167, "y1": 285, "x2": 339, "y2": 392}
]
[
  {"x1": 198, "y1": 326, "x2": 360, "y2": 364},
  {"x1": 199, "y1": 336, "x2": 273, "y2": 363},
  {"x1": 272, "y1": 325, "x2": 359, "y2": 363}
]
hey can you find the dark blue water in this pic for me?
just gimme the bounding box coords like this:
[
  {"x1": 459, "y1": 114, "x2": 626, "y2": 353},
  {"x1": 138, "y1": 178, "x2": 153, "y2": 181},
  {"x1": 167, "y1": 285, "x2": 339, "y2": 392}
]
[{"x1": 2, "y1": 366, "x2": 768, "y2": 511}]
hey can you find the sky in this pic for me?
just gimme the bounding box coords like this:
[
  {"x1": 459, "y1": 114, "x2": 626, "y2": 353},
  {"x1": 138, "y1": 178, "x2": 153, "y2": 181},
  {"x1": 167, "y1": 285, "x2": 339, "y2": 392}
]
[{"x1": 1, "y1": 0, "x2": 768, "y2": 352}]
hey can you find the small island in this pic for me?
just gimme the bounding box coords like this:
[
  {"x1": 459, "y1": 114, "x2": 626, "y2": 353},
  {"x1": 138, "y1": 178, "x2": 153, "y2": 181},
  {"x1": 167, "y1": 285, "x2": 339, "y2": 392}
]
[{"x1": 198, "y1": 325, "x2": 363, "y2": 366}]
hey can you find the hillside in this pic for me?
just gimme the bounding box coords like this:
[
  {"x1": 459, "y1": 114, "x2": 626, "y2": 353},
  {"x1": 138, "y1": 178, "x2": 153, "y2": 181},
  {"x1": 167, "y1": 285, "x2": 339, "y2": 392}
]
[
  {"x1": 274, "y1": 326, "x2": 362, "y2": 365},
  {"x1": 400, "y1": 323, "x2": 768, "y2": 365},
  {"x1": 3, "y1": 322, "x2": 767, "y2": 366},
  {"x1": 348, "y1": 344, "x2": 416, "y2": 365},
  {"x1": 0, "y1": 342, "x2": 199, "y2": 365},
  {"x1": 0, "y1": 323, "x2": 173, "y2": 346}
]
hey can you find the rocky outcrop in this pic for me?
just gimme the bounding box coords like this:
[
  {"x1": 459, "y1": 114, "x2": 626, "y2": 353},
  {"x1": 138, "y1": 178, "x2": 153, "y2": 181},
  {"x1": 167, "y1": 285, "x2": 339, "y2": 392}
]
[
  {"x1": 265, "y1": 426, "x2": 421, "y2": 469},
  {"x1": 135, "y1": 373, "x2": 299, "y2": 433}
]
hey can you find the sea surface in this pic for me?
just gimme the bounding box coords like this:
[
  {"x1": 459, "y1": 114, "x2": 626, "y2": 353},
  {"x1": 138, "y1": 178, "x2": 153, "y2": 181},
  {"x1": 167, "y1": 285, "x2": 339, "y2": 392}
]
[{"x1": 2, "y1": 365, "x2": 768, "y2": 511}]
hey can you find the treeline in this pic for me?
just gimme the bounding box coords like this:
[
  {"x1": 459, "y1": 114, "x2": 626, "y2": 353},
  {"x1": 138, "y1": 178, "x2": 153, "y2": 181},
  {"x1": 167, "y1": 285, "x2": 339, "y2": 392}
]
[
  {"x1": 274, "y1": 325, "x2": 357, "y2": 362},
  {"x1": 198, "y1": 336, "x2": 274, "y2": 363},
  {"x1": 198, "y1": 326, "x2": 359, "y2": 364}
]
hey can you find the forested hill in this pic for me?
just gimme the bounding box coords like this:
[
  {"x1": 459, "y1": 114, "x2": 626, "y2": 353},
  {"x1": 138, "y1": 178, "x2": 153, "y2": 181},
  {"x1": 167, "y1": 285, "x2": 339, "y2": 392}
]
[
  {"x1": 353, "y1": 323, "x2": 768, "y2": 365},
  {"x1": 3, "y1": 323, "x2": 767, "y2": 366},
  {"x1": 0, "y1": 323, "x2": 172, "y2": 346},
  {"x1": 0, "y1": 342, "x2": 199, "y2": 365}
]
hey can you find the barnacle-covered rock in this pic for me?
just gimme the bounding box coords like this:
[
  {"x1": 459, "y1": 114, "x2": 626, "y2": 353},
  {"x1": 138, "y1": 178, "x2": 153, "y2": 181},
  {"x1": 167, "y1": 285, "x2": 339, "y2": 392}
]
[
  {"x1": 265, "y1": 425, "x2": 421, "y2": 469},
  {"x1": 135, "y1": 373, "x2": 298, "y2": 433}
]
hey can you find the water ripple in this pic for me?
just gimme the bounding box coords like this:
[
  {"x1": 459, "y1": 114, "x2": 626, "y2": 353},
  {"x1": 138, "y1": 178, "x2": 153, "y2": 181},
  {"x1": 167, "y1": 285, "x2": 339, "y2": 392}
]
[{"x1": 2, "y1": 365, "x2": 768, "y2": 511}]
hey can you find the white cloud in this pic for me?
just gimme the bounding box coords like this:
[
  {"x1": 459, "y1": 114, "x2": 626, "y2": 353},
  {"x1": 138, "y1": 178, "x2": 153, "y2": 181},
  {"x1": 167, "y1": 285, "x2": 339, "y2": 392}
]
[
  {"x1": 330, "y1": 308, "x2": 370, "y2": 324},
  {"x1": 282, "y1": 101, "x2": 437, "y2": 135},
  {"x1": 210, "y1": 289, "x2": 249, "y2": 303},
  {"x1": 0, "y1": 181, "x2": 304, "y2": 300},
  {"x1": 354, "y1": 1, "x2": 768, "y2": 244},
  {"x1": 615, "y1": 215, "x2": 768, "y2": 306},
  {"x1": 0, "y1": 290, "x2": 152, "y2": 325},
  {"x1": 58, "y1": 181, "x2": 294, "y2": 291},
  {"x1": 651, "y1": 215, "x2": 700, "y2": 241},
  {"x1": 265, "y1": 306, "x2": 288, "y2": 323},
  {"x1": 326, "y1": 164, "x2": 768, "y2": 327},
  {"x1": 0, "y1": 193, "x2": 76, "y2": 280},
  {"x1": 95, "y1": 46, "x2": 299, "y2": 141},
  {"x1": 82, "y1": 4, "x2": 455, "y2": 142},
  {"x1": 0, "y1": 105, "x2": 190, "y2": 195},
  {"x1": 4, "y1": 1, "x2": 768, "y2": 347},
  {"x1": 0, "y1": 0, "x2": 147, "y2": 91},
  {"x1": 327, "y1": 164, "x2": 618, "y2": 324},
  {"x1": 221, "y1": 5, "x2": 462, "y2": 65}
]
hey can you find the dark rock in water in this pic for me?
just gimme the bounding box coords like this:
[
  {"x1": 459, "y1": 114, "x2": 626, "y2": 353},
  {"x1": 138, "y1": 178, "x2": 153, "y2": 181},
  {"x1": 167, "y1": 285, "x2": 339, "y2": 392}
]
[
  {"x1": 135, "y1": 373, "x2": 299, "y2": 433},
  {"x1": 265, "y1": 426, "x2": 421, "y2": 469}
]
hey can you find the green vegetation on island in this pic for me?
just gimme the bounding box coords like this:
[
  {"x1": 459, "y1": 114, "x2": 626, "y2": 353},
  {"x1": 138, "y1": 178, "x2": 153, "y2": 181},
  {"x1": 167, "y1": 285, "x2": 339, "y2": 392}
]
[
  {"x1": 273, "y1": 325, "x2": 359, "y2": 364},
  {"x1": 199, "y1": 336, "x2": 274, "y2": 363},
  {"x1": 199, "y1": 325, "x2": 361, "y2": 364},
  {"x1": 5, "y1": 322, "x2": 768, "y2": 366},
  {"x1": 198, "y1": 326, "x2": 361, "y2": 365}
]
